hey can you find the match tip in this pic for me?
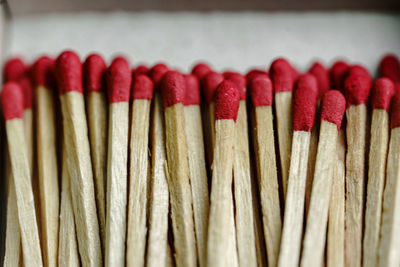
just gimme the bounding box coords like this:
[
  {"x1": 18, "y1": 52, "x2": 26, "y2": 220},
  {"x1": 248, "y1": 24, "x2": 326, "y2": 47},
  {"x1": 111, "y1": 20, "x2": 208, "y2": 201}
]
[
  {"x1": 330, "y1": 60, "x2": 349, "y2": 91},
  {"x1": 246, "y1": 69, "x2": 269, "y2": 83},
  {"x1": 224, "y1": 72, "x2": 246, "y2": 100},
  {"x1": 202, "y1": 71, "x2": 224, "y2": 104},
  {"x1": 343, "y1": 74, "x2": 371, "y2": 107},
  {"x1": 184, "y1": 74, "x2": 200, "y2": 106},
  {"x1": 249, "y1": 76, "x2": 273, "y2": 107},
  {"x1": 161, "y1": 71, "x2": 185, "y2": 108},
  {"x1": 292, "y1": 74, "x2": 318, "y2": 132},
  {"x1": 348, "y1": 64, "x2": 372, "y2": 82},
  {"x1": 133, "y1": 65, "x2": 150, "y2": 78},
  {"x1": 3, "y1": 57, "x2": 26, "y2": 82},
  {"x1": 214, "y1": 80, "x2": 240, "y2": 121},
  {"x1": 132, "y1": 74, "x2": 154, "y2": 100},
  {"x1": 320, "y1": 90, "x2": 346, "y2": 131},
  {"x1": 391, "y1": 90, "x2": 400, "y2": 129},
  {"x1": 270, "y1": 57, "x2": 295, "y2": 93},
  {"x1": 1, "y1": 81, "x2": 24, "y2": 120},
  {"x1": 55, "y1": 50, "x2": 83, "y2": 94},
  {"x1": 149, "y1": 63, "x2": 169, "y2": 87},
  {"x1": 32, "y1": 56, "x2": 56, "y2": 89},
  {"x1": 371, "y1": 77, "x2": 395, "y2": 111},
  {"x1": 191, "y1": 63, "x2": 212, "y2": 80},
  {"x1": 308, "y1": 61, "x2": 330, "y2": 99},
  {"x1": 379, "y1": 54, "x2": 400, "y2": 83},
  {"x1": 83, "y1": 54, "x2": 107, "y2": 93},
  {"x1": 106, "y1": 56, "x2": 132, "y2": 103},
  {"x1": 19, "y1": 76, "x2": 33, "y2": 109}
]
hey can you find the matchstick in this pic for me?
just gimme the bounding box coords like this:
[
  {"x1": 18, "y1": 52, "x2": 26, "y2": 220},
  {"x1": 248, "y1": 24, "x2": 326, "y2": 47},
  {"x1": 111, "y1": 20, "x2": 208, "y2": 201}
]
[
  {"x1": 32, "y1": 56, "x2": 60, "y2": 267},
  {"x1": 183, "y1": 74, "x2": 209, "y2": 267},
  {"x1": 343, "y1": 71, "x2": 371, "y2": 267},
  {"x1": 278, "y1": 74, "x2": 318, "y2": 267},
  {"x1": 191, "y1": 62, "x2": 212, "y2": 80},
  {"x1": 248, "y1": 76, "x2": 281, "y2": 267},
  {"x1": 55, "y1": 50, "x2": 102, "y2": 267},
  {"x1": 270, "y1": 58, "x2": 297, "y2": 198},
  {"x1": 146, "y1": 63, "x2": 171, "y2": 267},
  {"x1": 207, "y1": 80, "x2": 240, "y2": 267},
  {"x1": 161, "y1": 71, "x2": 197, "y2": 267},
  {"x1": 330, "y1": 60, "x2": 349, "y2": 91},
  {"x1": 2, "y1": 57, "x2": 26, "y2": 82},
  {"x1": 224, "y1": 71, "x2": 257, "y2": 267},
  {"x1": 246, "y1": 69, "x2": 268, "y2": 82},
  {"x1": 1, "y1": 81, "x2": 43, "y2": 267},
  {"x1": 378, "y1": 91, "x2": 400, "y2": 267},
  {"x1": 126, "y1": 74, "x2": 154, "y2": 267},
  {"x1": 379, "y1": 54, "x2": 400, "y2": 83},
  {"x1": 300, "y1": 90, "x2": 346, "y2": 267},
  {"x1": 83, "y1": 54, "x2": 107, "y2": 252},
  {"x1": 104, "y1": 57, "x2": 131, "y2": 267},
  {"x1": 363, "y1": 78, "x2": 394, "y2": 267},
  {"x1": 133, "y1": 64, "x2": 150, "y2": 78}
]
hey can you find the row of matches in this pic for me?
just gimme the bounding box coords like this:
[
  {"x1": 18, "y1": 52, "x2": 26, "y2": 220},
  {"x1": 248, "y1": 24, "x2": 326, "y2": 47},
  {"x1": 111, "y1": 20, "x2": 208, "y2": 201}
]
[{"x1": 1, "y1": 51, "x2": 400, "y2": 267}]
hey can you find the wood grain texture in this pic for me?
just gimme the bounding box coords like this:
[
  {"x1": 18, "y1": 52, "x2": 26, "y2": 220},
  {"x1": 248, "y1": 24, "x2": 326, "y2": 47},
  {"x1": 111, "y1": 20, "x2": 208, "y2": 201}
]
[
  {"x1": 146, "y1": 93, "x2": 170, "y2": 267},
  {"x1": 305, "y1": 120, "x2": 318, "y2": 215},
  {"x1": 252, "y1": 105, "x2": 282, "y2": 267},
  {"x1": 36, "y1": 85, "x2": 59, "y2": 267},
  {"x1": 62, "y1": 92, "x2": 102, "y2": 267},
  {"x1": 126, "y1": 99, "x2": 151, "y2": 267},
  {"x1": 345, "y1": 104, "x2": 367, "y2": 267},
  {"x1": 233, "y1": 101, "x2": 257, "y2": 267},
  {"x1": 278, "y1": 131, "x2": 310, "y2": 267},
  {"x1": 378, "y1": 127, "x2": 400, "y2": 267},
  {"x1": 164, "y1": 103, "x2": 197, "y2": 267},
  {"x1": 300, "y1": 121, "x2": 338, "y2": 267},
  {"x1": 6, "y1": 119, "x2": 42, "y2": 267},
  {"x1": 86, "y1": 91, "x2": 107, "y2": 252},
  {"x1": 184, "y1": 105, "x2": 209, "y2": 267},
  {"x1": 105, "y1": 102, "x2": 129, "y2": 267},
  {"x1": 327, "y1": 129, "x2": 345, "y2": 267},
  {"x1": 363, "y1": 109, "x2": 390, "y2": 267},
  {"x1": 207, "y1": 119, "x2": 238, "y2": 267},
  {"x1": 274, "y1": 92, "x2": 293, "y2": 198}
]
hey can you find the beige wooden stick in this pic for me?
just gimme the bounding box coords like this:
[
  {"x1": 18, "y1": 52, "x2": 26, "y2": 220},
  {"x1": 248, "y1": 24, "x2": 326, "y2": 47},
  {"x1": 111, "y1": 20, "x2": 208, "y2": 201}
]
[
  {"x1": 146, "y1": 93, "x2": 171, "y2": 267},
  {"x1": 305, "y1": 118, "x2": 318, "y2": 215}
]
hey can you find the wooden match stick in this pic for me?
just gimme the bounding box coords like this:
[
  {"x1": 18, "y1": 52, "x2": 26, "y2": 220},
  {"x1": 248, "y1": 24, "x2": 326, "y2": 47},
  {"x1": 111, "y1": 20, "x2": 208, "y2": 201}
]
[
  {"x1": 83, "y1": 54, "x2": 107, "y2": 252},
  {"x1": 1, "y1": 81, "x2": 43, "y2": 267},
  {"x1": 224, "y1": 71, "x2": 257, "y2": 267},
  {"x1": 246, "y1": 69, "x2": 269, "y2": 82},
  {"x1": 300, "y1": 90, "x2": 346, "y2": 267},
  {"x1": 146, "y1": 63, "x2": 171, "y2": 267},
  {"x1": 270, "y1": 58, "x2": 297, "y2": 198},
  {"x1": 363, "y1": 78, "x2": 394, "y2": 267},
  {"x1": 161, "y1": 71, "x2": 197, "y2": 267},
  {"x1": 133, "y1": 64, "x2": 150, "y2": 78},
  {"x1": 378, "y1": 91, "x2": 400, "y2": 267},
  {"x1": 207, "y1": 80, "x2": 240, "y2": 267},
  {"x1": 191, "y1": 62, "x2": 212, "y2": 80},
  {"x1": 343, "y1": 70, "x2": 371, "y2": 267},
  {"x1": 278, "y1": 74, "x2": 318, "y2": 267},
  {"x1": 104, "y1": 57, "x2": 131, "y2": 266},
  {"x1": 126, "y1": 74, "x2": 154, "y2": 267},
  {"x1": 248, "y1": 76, "x2": 281, "y2": 267},
  {"x1": 379, "y1": 54, "x2": 400, "y2": 83},
  {"x1": 55, "y1": 50, "x2": 102, "y2": 267},
  {"x1": 32, "y1": 56, "x2": 60, "y2": 267},
  {"x1": 330, "y1": 60, "x2": 349, "y2": 91},
  {"x1": 183, "y1": 74, "x2": 209, "y2": 267}
]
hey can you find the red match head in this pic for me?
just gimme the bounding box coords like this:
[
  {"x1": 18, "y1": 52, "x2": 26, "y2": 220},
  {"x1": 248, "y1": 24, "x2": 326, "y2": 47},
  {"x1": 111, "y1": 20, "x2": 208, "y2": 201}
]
[
  {"x1": 320, "y1": 90, "x2": 346, "y2": 131},
  {"x1": 3, "y1": 57, "x2": 26, "y2": 82},
  {"x1": 224, "y1": 72, "x2": 246, "y2": 100},
  {"x1": 202, "y1": 71, "x2": 224, "y2": 104},
  {"x1": 348, "y1": 64, "x2": 372, "y2": 88},
  {"x1": 371, "y1": 78, "x2": 395, "y2": 111},
  {"x1": 32, "y1": 56, "x2": 56, "y2": 89},
  {"x1": 83, "y1": 54, "x2": 107, "y2": 93},
  {"x1": 19, "y1": 76, "x2": 33, "y2": 110},
  {"x1": 161, "y1": 71, "x2": 185, "y2": 108},
  {"x1": 133, "y1": 65, "x2": 150, "y2": 79},
  {"x1": 246, "y1": 69, "x2": 269, "y2": 83},
  {"x1": 191, "y1": 63, "x2": 212, "y2": 80},
  {"x1": 184, "y1": 74, "x2": 200, "y2": 106},
  {"x1": 149, "y1": 63, "x2": 169, "y2": 87},
  {"x1": 270, "y1": 58, "x2": 296, "y2": 93},
  {"x1": 330, "y1": 60, "x2": 349, "y2": 91},
  {"x1": 308, "y1": 62, "x2": 330, "y2": 99},
  {"x1": 55, "y1": 50, "x2": 83, "y2": 95},
  {"x1": 214, "y1": 80, "x2": 240, "y2": 122},
  {"x1": 292, "y1": 74, "x2": 318, "y2": 132},
  {"x1": 390, "y1": 90, "x2": 400, "y2": 129},
  {"x1": 106, "y1": 57, "x2": 132, "y2": 103},
  {"x1": 132, "y1": 74, "x2": 154, "y2": 100},
  {"x1": 343, "y1": 74, "x2": 371, "y2": 108},
  {"x1": 379, "y1": 54, "x2": 400, "y2": 83},
  {"x1": 248, "y1": 76, "x2": 273, "y2": 107},
  {"x1": 1, "y1": 81, "x2": 24, "y2": 120}
]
